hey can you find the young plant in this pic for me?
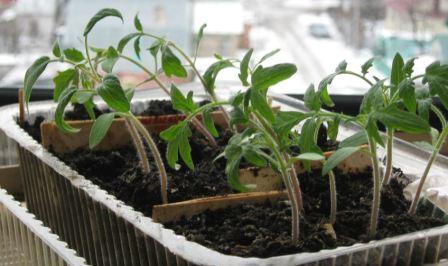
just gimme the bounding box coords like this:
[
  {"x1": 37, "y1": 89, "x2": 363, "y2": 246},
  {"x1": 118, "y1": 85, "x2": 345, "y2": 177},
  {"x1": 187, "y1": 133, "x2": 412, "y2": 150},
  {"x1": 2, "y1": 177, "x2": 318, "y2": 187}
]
[
  {"x1": 408, "y1": 61, "x2": 448, "y2": 214},
  {"x1": 118, "y1": 14, "x2": 234, "y2": 131},
  {"x1": 319, "y1": 58, "x2": 431, "y2": 238},
  {"x1": 302, "y1": 83, "x2": 342, "y2": 225},
  {"x1": 160, "y1": 49, "x2": 314, "y2": 243},
  {"x1": 23, "y1": 9, "x2": 172, "y2": 203}
]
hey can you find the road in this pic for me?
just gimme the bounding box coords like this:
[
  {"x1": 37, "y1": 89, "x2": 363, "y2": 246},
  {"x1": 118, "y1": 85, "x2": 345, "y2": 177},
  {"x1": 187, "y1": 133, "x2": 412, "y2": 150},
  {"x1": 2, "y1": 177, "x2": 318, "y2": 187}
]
[{"x1": 250, "y1": 0, "x2": 327, "y2": 86}]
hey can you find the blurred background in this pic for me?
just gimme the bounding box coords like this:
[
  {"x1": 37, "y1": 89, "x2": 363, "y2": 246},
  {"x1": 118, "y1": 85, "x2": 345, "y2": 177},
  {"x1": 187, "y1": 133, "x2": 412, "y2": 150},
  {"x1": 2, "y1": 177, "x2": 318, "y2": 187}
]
[{"x1": 0, "y1": 0, "x2": 447, "y2": 106}]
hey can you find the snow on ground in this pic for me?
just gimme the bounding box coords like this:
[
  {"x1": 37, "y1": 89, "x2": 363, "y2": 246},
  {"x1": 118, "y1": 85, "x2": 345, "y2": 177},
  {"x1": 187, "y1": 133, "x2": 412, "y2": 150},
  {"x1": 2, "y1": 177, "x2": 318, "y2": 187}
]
[
  {"x1": 294, "y1": 13, "x2": 381, "y2": 95},
  {"x1": 194, "y1": 25, "x2": 308, "y2": 96}
]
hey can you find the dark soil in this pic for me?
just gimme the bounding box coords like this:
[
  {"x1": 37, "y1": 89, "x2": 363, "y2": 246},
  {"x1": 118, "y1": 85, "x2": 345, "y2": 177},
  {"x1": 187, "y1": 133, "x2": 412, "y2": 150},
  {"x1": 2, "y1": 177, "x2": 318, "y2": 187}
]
[
  {"x1": 165, "y1": 169, "x2": 446, "y2": 258},
  {"x1": 21, "y1": 116, "x2": 45, "y2": 143},
  {"x1": 59, "y1": 129, "x2": 234, "y2": 216},
  {"x1": 64, "y1": 103, "x2": 106, "y2": 120}
]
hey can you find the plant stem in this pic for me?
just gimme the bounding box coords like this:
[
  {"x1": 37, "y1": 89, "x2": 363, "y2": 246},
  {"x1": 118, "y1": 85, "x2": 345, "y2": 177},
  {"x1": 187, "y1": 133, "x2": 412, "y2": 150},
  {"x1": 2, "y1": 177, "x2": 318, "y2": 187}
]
[
  {"x1": 84, "y1": 36, "x2": 100, "y2": 80},
  {"x1": 409, "y1": 127, "x2": 448, "y2": 215},
  {"x1": 328, "y1": 170, "x2": 337, "y2": 225},
  {"x1": 118, "y1": 54, "x2": 218, "y2": 147},
  {"x1": 248, "y1": 118, "x2": 301, "y2": 243},
  {"x1": 130, "y1": 115, "x2": 168, "y2": 204},
  {"x1": 340, "y1": 71, "x2": 373, "y2": 86},
  {"x1": 382, "y1": 129, "x2": 394, "y2": 184},
  {"x1": 286, "y1": 155, "x2": 302, "y2": 243},
  {"x1": 411, "y1": 74, "x2": 425, "y2": 81},
  {"x1": 367, "y1": 135, "x2": 382, "y2": 238},
  {"x1": 124, "y1": 118, "x2": 150, "y2": 173}
]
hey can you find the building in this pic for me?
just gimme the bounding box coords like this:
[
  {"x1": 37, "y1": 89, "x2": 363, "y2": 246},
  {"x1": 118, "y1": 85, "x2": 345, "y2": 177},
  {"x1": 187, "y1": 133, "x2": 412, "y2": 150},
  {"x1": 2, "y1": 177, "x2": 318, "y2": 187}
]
[{"x1": 193, "y1": 0, "x2": 245, "y2": 57}]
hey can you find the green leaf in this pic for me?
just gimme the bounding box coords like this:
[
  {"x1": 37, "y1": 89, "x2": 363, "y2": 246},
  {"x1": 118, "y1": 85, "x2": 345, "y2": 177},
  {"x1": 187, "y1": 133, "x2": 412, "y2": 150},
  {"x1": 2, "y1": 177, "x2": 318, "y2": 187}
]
[
  {"x1": 366, "y1": 118, "x2": 385, "y2": 147},
  {"x1": 258, "y1": 49, "x2": 280, "y2": 65},
  {"x1": 84, "y1": 98, "x2": 96, "y2": 120},
  {"x1": 149, "y1": 39, "x2": 163, "y2": 58},
  {"x1": 223, "y1": 134, "x2": 252, "y2": 192},
  {"x1": 336, "y1": 60, "x2": 347, "y2": 72},
  {"x1": 226, "y1": 156, "x2": 250, "y2": 192},
  {"x1": 323, "y1": 146, "x2": 361, "y2": 175},
  {"x1": 403, "y1": 57, "x2": 417, "y2": 77},
  {"x1": 361, "y1": 58, "x2": 374, "y2": 76},
  {"x1": 53, "y1": 68, "x2": 76, "y2": 102},
  {"x1": 203, "y1": 60, "x2": 233, "y2": 93},
  {"x1": 74, "y1": 90, "x2": 94, "y2": 104},
  {"x1": 80, "y1": 71, "x2": 93, "y2": 90},
  {"x1": 304, "y1": 84, "x2": 321, "y2": 111},
  {"x1": 250, "y1": 89, "x2": 275, "y2": 123},
  {"x1": 273, "y1": 111, "x2": 307, "y2": 142},
  {"x1": 89, "y1": 113, "x2": 115, "y2": 148},
  {"x1": 230, "y1": 92, "x2": 244, "y2": 106},
  {"x1": 194, "y1": 24, "x2": 206, "y2": 61},
  {"x1": 374, "y1": 106, "x2": 430, "y2": 134},
  {"x1": 160, "y1": 122, "x2": 194, "y2": 169},
  {"x1": 230, "y1": 107, "x2": 249, "y2": 127},
  {"x1": 327, "y1": 116, "x2": 340, "y2": 142},
  {"x1": 97, "y1": 74, "x2": 130, "y2": 112},
  {"x1": 124, "y1": 88, "x2": 135, "y2": 102},
  {"x1": 239, "y1": 49, "x2": 253, "y2": 86},
  {"x1": 390, "y1": 53, "x2": 404, "y2": 95},
  {"x1": 101, "y1": 46, "x2": 119, "y2": 73},
  {"x1": 251, "y1": 63, "x2": 297, "y2": 91},
  {"x1": 359, "y1": 80, "x2": 384, "y2": 114},
  {"x1": 178, "y1": 126, "x2": 194, "y2": 169},
  {"x1": 63, "y1": 48, "x2": 84, "y2": 62},
  {"x1": 52, "y1": 40, "x2": 61, "y2": 58},
  {"x1": 320, "y1": 85, "x2": 334, "y2": 107},
  {"x1": 134, "y1": 13, "x2": 143, "y2": 31},
  {"x1": 294, "y1": 153, "x2": 325, "y2": 162},
  {"x1": 203, "y1": 110, "x2": 218, "y2": 137},
  {"x1": 55, "y1": 87, "x2": 80, "y2": 134},
  {"x1": 318, "y1": 73, "x2": 338, "y2": 92},
  {"x1": 24, "y1": 56, "x2": 51, "y2": 107},
  {"x1": 161, "y1": 46, "x2": 187, "y2": 77},
  {"x1": 170, "y1": 84, "x2": 198, "y2": 113},
  {"x1": 84, "y1": 8, "x2": 123, "y2": 36},
  {"x1": 339, "y1": 131, "x2": 368, "y2": 148},
  {"x1": 423, "y1": 61, "x2": 448, "y2": 110},
  {"x1": 398, "y1": 79, "x2": 417, "y2": 113},
  {"x1": 243, "y1": 147, "x2": 267, "y2": 167},
  {"x1": 299, "y1": 118, "x2": 321, "y2": 154},
  {"x1": 417, "y1": 98, "x2": 432, "y2": 121},
  {"x1": 117, "y1": 32, "x2": 141, "y2": 53},
  {"x1": 134, "y1": 36, "x2": 141, "y2": 60}
]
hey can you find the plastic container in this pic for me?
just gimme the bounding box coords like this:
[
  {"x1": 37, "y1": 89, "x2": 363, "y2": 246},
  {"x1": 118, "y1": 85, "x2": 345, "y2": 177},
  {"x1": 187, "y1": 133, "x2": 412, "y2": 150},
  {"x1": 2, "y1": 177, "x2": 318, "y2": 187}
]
[
  {"x1": 1, "y1": 92, "x2": 448, "y2": 265},
  {"x1": 0, "y1": 188, "x2": 86, "y2": 265}
]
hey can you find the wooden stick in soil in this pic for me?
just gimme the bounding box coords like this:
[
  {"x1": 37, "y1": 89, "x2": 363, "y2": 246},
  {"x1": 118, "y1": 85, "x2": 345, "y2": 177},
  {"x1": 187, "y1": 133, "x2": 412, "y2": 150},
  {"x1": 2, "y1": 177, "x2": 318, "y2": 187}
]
[
  {"x1": 125, "y1": 118, "x2": 150, "y2": 173},
  {"x1": 131, "y1": 116, "x2": 168, "y2": 204},
  {"x1": 18, "y1": 89, "x2": 25, "y2": 126}
]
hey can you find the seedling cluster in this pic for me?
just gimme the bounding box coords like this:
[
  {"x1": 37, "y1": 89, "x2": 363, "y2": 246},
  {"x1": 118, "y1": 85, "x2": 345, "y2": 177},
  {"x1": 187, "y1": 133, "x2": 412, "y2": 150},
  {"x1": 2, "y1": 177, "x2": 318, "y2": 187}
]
[{"x1": 24, "y1": 8, "x2": 448, "y2": 245}]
